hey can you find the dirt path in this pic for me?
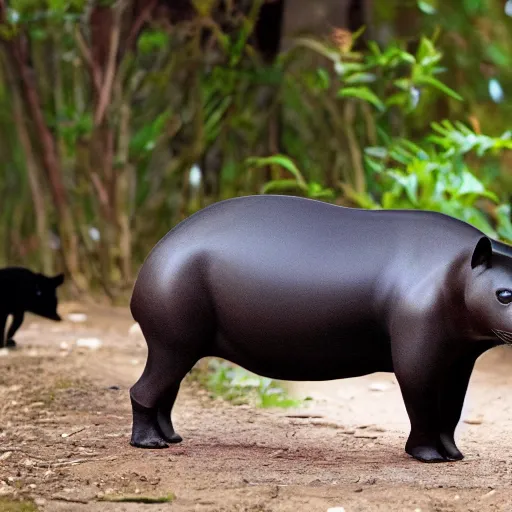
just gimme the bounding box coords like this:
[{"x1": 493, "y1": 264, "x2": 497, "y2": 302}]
[{"x1": 1, "y1": 303, "x2": 512, "y2": 511}]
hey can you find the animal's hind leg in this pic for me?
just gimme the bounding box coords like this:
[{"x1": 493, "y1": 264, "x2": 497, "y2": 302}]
[{"x1": 130, "y1": 344, "x2": 198, "y2": 449}]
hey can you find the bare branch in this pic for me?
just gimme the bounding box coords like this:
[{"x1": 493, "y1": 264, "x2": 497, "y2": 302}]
[
  {"x1": 74, "y1": 26, "x2": 102, "y2": 94},
  {"x1": 94, "y1": 1, "x2": 126, "y2": 126}
]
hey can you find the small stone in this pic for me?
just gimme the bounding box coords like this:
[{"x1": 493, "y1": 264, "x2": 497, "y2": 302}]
[
  {"x1": 354, "y1": 433, "x2": 378, "y2": 439},
  {"x1": 129, "y1": 323, "x2": 143, "y2": 336},
  {"x1": 0, "y1": 348, "x2": 9, "y2": 357},
  {"x1": 76, "y1": 338, "x2": 103, "y2": 350},
  {"x1": 482, "y1": 489, "x2": 496, "y2": 498},
  {"x1": 368, "y1": 382, "x2": 390, "y2": 392},
  {"x1": 67, "y1": 313, "x2": 88, "y2": 323},
  {"x1": 464, "y1": 415, "x2": 484, "y2": 425},
  {"x1": 28, "y1": 484, "x2": 36, "y2": 489},
  {"x1": 59, "y1": 342, "x2": 70, "y2": 351},
  {"x1": 34, "y1": 498, "x2": 46, "y2": 506},
  {"x1": 0, "y1": 452, "x2": 12, "y2": 461}
]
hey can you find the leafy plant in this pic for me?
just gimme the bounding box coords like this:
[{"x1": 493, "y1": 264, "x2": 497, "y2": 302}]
[
  {"x1": 201, "y1": 359, "x2": 302, "y2": 409},
  {"x1": 357, "y1": 121, "x2": 512, "y2": 238},
  {"x1": 246, "y1": 154, "x2": 335, "y2": 199}
]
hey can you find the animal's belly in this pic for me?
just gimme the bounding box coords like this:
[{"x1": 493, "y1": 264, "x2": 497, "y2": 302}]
[{"x1": 211, "y1": 323, "x2": 393, "y2": 381}]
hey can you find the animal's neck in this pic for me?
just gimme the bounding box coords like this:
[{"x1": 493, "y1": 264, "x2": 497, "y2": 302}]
[{"x1": 440, "y1": 252, "x2": 481, "y2": 339}]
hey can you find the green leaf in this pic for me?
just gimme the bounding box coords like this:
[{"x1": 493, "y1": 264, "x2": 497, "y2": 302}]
[
  {"x1": 345, "y1": 72, "x2": 377, "y2": 84},
  {"x1": 367, "y1": 41, "x2": 382, "y2": 56},
  {"x1": 417, "y1": 0, "x2": 437, "y2": 14},
  {"x1": 261, "y1": 179, "x2": 307, "y2": 194},
  {"x1": 385, "y1": 92, "x2": 409, "y2": 108},
  {"x1": 364, "y1": 146, "x2": 388, "y2": 159},
  {"x1": 386, "y1": 171, "x2": 419, "y2": 205},
  {"x1": 307, "y1": 182, "x2": 335, "y2": 199},
  {"x1": 496, "y1": 205, "x2": 512, "y2": 242},
  {"x1": 316, "y1": 68, "x2": 330, "y2": 89},
  {"x1": 293, "y1": 37, "x2": 340, "y2": 62},
  {"x1": 247, "y1": 154, "x2": 306, "y2": 187},
  {"x1": 338, "y1": 87, "x2": 386, "y2": 111},
  {"x1": 415, "y1": 76, "x2": 464, "y2": 101}
]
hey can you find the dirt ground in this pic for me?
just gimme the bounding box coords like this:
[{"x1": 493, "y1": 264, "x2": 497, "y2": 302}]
[{"x1": 1, "y1": 303, "x2": 512, "y2": 512}]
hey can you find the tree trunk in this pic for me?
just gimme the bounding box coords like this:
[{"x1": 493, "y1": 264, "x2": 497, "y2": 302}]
[{"x1": 3, "y1": 55, "x2": 53, "y2": 275}]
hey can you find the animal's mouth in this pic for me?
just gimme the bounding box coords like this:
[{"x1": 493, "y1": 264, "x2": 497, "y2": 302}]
[{"x1": 492, "y1": 329, "x2": 512, "y2": 345}]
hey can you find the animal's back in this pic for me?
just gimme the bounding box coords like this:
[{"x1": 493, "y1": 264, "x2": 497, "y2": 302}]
[{"x1": 133, "y1": 195, "x2": 483, "y2": 302}]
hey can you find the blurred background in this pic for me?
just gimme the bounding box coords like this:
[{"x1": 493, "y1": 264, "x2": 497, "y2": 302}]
[{"x1": 1, "y1": 0, "x2": 512, "y2": 302}]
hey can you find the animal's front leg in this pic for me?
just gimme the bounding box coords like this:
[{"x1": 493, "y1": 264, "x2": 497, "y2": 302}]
[
  {"x1": 391, "y1": 320, "x2": 450, "y2": 463},
  {"x1": 398, "y1": 372, "x2": 447, "y2": 462},
  {"x1": 0, "y1": 313, "x2": 7, "y2": 348},
  {"x1": 437, "y1": 343, "x2": 490, "y2": 460},
  {"x1": 6, "y1": 311, "x2": 24, "y2": 348}
]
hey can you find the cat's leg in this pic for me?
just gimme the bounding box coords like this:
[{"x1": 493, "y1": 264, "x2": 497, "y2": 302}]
[{"x1": 6, "y1": 311, "x2": 24, "y2": 348}]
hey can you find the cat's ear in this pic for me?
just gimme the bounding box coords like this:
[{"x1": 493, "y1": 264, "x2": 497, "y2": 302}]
[{"x1": 52, "y1": 274, "x2": 65, "y2": 287}]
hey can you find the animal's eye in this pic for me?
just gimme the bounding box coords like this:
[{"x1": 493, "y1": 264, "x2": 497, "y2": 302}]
[
  {"x1": 36, "y1": 289, "x2": 42, "y2": 297},
  {"x1": 496, "y1": 289, "x2": 512, "y2": 305}
]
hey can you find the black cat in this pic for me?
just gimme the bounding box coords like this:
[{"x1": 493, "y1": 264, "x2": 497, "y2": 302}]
[{"x1": 0, "y1": 268, "x2": 65, "y2": 348}]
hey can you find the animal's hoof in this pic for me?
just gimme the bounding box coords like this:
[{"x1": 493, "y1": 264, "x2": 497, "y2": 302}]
[
  {"x1": 130, "y1": 434, "x2": 169, "y2": 449},
  {"x1": 439, "y1": 435, "x2": 464, "y2": 461},
  {"x1": 156, "y1": 409, "x2": 183, "y2": 444},
  {"x1": 130, "y1": 396, "x2": 169, "y2": 449},
  {"x1": 165, "y1": 432, "x2": 183, "y2": 444},
  {"x1": 406, "y1": 445, "x2": 450, "y2": 463},
  {"x1": 5, "y1": 339, "x2": 16, "y2": 348}
]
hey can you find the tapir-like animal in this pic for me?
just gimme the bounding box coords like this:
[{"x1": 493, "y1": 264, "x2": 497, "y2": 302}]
[{"x1": 129, "y1": 195, "x2": 512, "y2": 463}]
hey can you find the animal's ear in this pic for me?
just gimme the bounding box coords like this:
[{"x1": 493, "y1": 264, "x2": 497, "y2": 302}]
[
  {"x1": 471, "y1": 237, "x2": 493, "y2": 269},
  {"x1": 52, "y1": 273, "x2": 65, "y2": 287}
]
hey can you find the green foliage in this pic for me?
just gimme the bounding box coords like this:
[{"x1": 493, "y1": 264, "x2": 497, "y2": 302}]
[
  {"x1": 202, "y1": 359, "x2": 302, "y2": 409},
  {"x1": 419, "y1": 0, "x2": 512, "y2": 135},
  {"x1": 360, "y1": 122, "x2": 512, "y2": 238},
  {"x1": 137, "y1": 30, "x2": 170, "y2": 55},
  {"x1": 2, "y1": 0, "x2": 512, "y2": 284},
  {"x1": 428, "y1": 120, "x2": 512, "y2": 155},
  {"x1": 246, "y1": 154, "x2": 335, "y2": 199}
]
